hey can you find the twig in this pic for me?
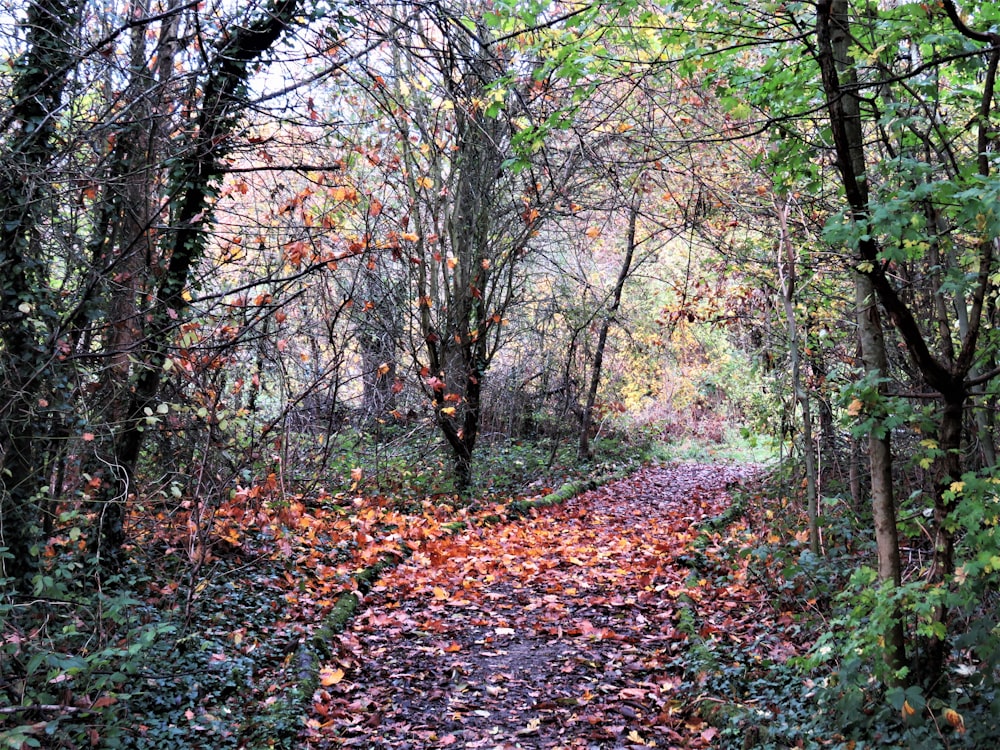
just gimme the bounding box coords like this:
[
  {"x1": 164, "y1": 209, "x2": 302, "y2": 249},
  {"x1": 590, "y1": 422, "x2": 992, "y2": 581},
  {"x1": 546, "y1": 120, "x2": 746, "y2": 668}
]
[{"x1": 0, "y1": 704, "x2": 85, "y2": 714}]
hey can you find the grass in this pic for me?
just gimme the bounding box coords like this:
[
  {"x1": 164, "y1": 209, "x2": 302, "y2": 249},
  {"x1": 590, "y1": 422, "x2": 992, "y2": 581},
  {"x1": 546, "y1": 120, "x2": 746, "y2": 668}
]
[{"x1": 658, "y1": 425, "x2": 780, "y2": 465}]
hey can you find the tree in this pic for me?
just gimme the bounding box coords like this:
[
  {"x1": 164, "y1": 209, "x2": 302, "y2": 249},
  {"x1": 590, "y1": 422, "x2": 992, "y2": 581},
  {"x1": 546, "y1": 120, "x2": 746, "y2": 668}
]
[
  {"x1": 0, "y1": 0, "x2": 310, "y2": 580},
  {"x1": 657, "y1": 0, "x2": 1000, "y2": 696},
  {"x1": 0, "y1": 0, "x2": 86, "y2": 584},
  {"x1": 345, "y1": 2, "x2": 568, "y2": 490},
  {"x1": 816, "y1": 0, "x2": 1000, "y2": 687}
]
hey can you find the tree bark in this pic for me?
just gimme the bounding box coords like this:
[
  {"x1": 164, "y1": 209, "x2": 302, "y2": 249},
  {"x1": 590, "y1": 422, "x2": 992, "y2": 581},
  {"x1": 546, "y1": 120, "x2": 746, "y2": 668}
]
[
  {"x1": 820, "y1": 0, "x2": 906, "y2": 678},
  {"x1": 857, "y1": 275, "x2": 907, "y2": 678}
]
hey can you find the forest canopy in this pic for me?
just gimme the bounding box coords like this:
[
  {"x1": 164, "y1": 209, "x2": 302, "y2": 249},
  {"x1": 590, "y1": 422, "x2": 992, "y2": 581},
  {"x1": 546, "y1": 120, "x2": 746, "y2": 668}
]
[{"x1": 2, "y1": 0, "x2": 1000, "y2": 747}]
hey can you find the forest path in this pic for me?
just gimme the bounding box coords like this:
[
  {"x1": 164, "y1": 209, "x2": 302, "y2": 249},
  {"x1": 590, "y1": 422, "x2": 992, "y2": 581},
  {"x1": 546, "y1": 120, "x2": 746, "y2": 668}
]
[{"x1": 306, "y1": 462, "x2": 789, "y2": 749}]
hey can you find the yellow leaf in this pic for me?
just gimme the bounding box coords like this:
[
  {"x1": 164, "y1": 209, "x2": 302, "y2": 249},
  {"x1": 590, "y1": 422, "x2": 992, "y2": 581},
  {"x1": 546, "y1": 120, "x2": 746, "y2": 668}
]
[
  {"x1": 440, "y1": 406, "x2": 456, "y2": 417},
  {"x1": 432, "y1": 586, "x2": 450, "y2": 600},
  {"x1": 417, "y1": 175, "x2": 434, "y2": 189},
  {"x1": 319, "y1": 667, "x2": 345, "y2": 686},
  {"x1": 949, "y1": 481, "x2": 965, "y2": 494}
]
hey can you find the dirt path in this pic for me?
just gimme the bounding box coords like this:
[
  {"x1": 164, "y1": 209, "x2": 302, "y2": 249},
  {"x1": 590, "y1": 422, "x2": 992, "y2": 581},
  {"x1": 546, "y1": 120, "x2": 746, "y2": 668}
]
[{"x1": 305, "y1": 463, "x2": 779, "y2": 749}]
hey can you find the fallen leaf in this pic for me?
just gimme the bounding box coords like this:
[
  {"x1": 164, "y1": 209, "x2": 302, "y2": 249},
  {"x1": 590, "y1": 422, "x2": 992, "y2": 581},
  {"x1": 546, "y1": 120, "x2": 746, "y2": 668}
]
[{"x1": 319, "y1": 667, "x2": 345, "y2": 686}]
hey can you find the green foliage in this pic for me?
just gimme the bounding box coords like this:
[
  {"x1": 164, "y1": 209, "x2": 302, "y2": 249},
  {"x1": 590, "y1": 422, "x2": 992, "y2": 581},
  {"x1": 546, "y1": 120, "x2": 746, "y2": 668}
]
[
  {"x1": 796, "y1": 460, "x2": 1000, "y2": 747},
  {"x1": 0, "y1": 563, "x2": 173, "y2": 749},
  {"x1": 670, "y1": 635, "x2": 833, "y2": 749}
]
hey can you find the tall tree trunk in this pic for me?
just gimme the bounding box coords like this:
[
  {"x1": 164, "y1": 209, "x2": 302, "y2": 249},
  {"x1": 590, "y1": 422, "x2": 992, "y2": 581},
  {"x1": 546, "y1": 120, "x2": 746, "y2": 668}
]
[
  {"x1": 579, "y1": 198, "x2": 639, "y2": 461},
  {"x1": 857, "y1": 275, "x2": 907, "y2": 678},
  {"x1": 820, "y1": 0, "x2": 906, "y2": 677},
  {"x1": 776, "y1": 199, "x2": 819, "y2": 554},
  {"x1": 0, "y1": 0, "x2": 84, "y2": 584},
  {"x1": 86, "y1": 0, "x2": 176, "y2": 562}
]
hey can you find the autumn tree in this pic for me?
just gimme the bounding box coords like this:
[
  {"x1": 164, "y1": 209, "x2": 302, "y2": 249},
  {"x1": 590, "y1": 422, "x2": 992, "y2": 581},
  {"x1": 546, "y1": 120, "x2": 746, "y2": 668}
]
[
  {"x1": 335, "y1": 2, "x2": 573, "y2": 490},
  {"x1": 0, "y1": 0, "x2": 319, "y2": 581}
]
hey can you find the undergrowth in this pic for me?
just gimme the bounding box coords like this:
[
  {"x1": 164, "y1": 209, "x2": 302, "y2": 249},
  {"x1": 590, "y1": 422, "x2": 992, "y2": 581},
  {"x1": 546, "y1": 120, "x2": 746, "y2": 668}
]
[{"x1": 700, "y1": 459, "x2": 1000, "y2": 749}]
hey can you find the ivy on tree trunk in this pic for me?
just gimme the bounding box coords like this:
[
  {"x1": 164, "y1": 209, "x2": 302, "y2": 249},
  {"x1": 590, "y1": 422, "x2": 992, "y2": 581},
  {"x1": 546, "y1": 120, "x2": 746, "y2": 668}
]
[
  {"x1": 92, "y1": 0, "x2": 304, "y2": 568},
  {"x1": 0, "y1": 0, "x2": 85, "y2": 585}
]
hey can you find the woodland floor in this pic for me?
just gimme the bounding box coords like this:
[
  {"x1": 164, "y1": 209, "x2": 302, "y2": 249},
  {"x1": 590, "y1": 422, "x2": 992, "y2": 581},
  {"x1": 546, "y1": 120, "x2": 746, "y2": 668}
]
[{"x1": 303, "y1": 462, "x2": 800, "y2": 749}]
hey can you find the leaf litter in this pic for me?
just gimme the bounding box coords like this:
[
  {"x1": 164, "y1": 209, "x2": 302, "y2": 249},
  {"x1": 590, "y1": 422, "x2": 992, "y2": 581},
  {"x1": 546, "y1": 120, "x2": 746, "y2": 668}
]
[{"x1": 304, "y1": 462, "x2": 798, "y2": 749}]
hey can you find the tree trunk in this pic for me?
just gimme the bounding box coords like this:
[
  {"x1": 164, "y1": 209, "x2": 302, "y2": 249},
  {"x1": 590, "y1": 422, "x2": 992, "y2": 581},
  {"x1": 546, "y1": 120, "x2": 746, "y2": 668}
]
[
  {"x1": 92, "y1": 0, "x2": 302, "y2": 567},
  {"x1": 857, "y1": 275, "x2": 907, "y2": 678},
  {"x1": 0, "y1": 0, "x2": 84, "y2": 584},
  {"x1": 919, "y1": 396, "x2": 963, "y2": 684},
  {"x1": 776, "y1": 199, "x2": 819, "y2": 554},
  {"x1": 579, "y1": 198, "x2": 639, "y2": 461},
  {"x1": 820, "y1": 0, "x2": 906, "y2": 678}
]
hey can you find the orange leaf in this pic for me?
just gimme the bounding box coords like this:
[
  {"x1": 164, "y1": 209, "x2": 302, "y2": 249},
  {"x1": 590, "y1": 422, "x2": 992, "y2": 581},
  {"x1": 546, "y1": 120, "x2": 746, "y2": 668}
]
[
  {"x1": 432, "y1": 586, "x2": 450, "y2": 600},
  {"x1": 943, "y1": 707, "x2": 965, "y2": 733},
  {"x1": 319, "y1": 666, "x2": 345, "y2": 686}
]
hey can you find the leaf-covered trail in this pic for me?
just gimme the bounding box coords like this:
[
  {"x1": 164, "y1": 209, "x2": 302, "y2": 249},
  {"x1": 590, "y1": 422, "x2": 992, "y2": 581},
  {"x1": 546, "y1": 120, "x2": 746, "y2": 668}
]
[{"x1": 306, "y1": 463, "x2": 784, "y2": 749}]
